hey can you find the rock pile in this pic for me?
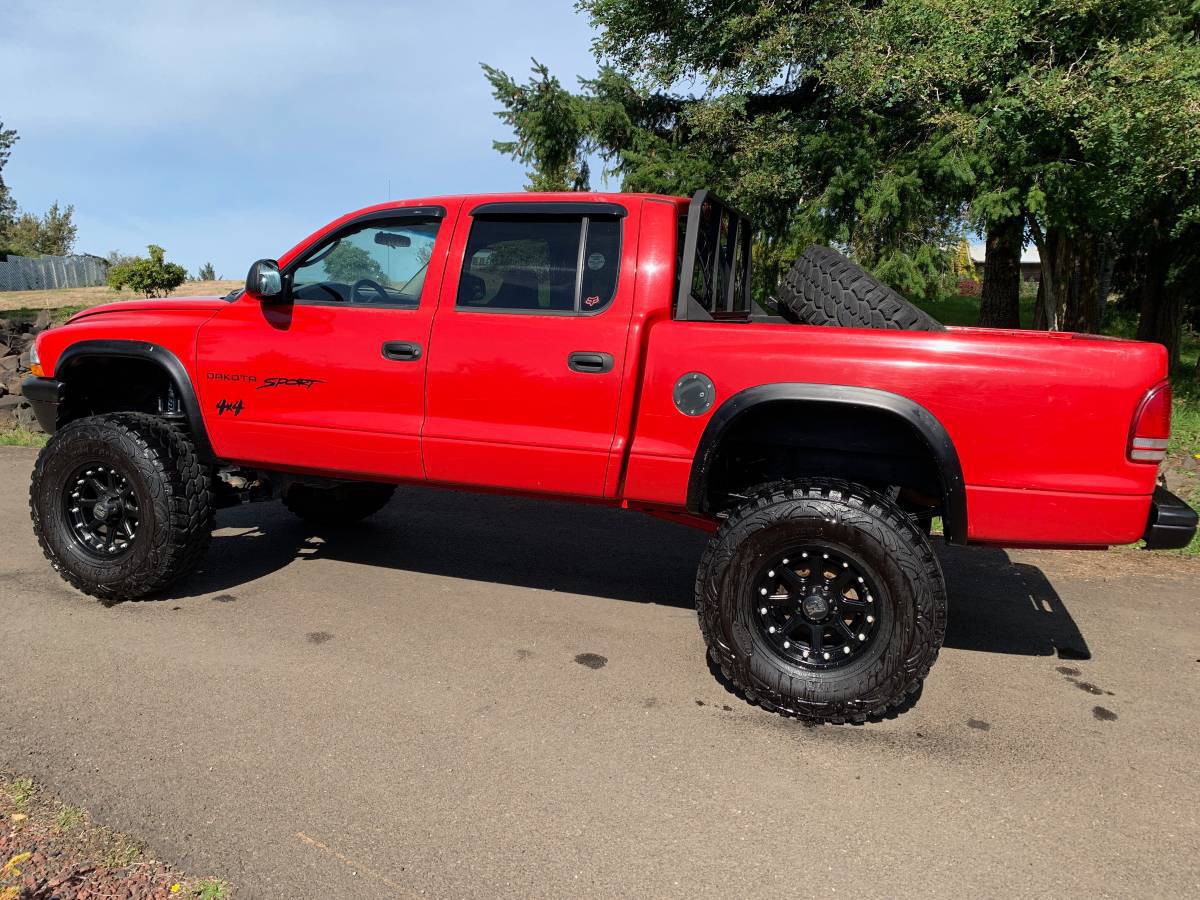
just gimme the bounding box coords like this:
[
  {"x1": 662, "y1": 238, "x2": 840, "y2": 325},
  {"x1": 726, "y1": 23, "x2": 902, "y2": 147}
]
[{"x1": 0, "y1": 308, "x2": 52, "y2": 431}]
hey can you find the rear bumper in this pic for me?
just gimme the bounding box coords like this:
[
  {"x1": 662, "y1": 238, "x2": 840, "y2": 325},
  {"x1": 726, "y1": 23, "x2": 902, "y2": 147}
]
[
  {"x1": 1143, "y1": 486, "x2": 1198, "y2": 550},
  {"x1": 20, "y1": 376, "x2": 64, "y2": 434}
]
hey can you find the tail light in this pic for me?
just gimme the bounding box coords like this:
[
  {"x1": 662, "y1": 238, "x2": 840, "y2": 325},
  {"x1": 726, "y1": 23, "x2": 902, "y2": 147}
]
[{"x1": 1128, "y1": 381, "x2": 1171, "y2": 463}]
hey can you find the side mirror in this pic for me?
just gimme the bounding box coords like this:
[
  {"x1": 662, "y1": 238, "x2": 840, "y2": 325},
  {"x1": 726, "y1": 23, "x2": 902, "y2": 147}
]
[{"x1": 245, "y1": 259, "x2": 284, "y2": 301}]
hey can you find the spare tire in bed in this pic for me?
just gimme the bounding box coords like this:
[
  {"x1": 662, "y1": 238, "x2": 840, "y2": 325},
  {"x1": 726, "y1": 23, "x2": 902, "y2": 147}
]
[{"x1": 777, "y1": 245, "x2": 945, "y2": 332}]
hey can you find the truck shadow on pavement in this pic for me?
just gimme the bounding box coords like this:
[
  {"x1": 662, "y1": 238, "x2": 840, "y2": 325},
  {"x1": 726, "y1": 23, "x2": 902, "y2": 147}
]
[{"x1": 177, "y1": 486, "x2": 1089, "y2": 659}]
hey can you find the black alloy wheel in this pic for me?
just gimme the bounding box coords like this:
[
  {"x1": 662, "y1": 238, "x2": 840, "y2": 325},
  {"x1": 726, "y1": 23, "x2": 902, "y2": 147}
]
[
  {"x1": 63, "y1": 461, "x2": 141, "y2": 558},
  {"x1": 751, "y1": 546, "x2": 885, "y2": 669},
  {"x1": 696, "y1": 479, "x2": 947, "y2": 724}
]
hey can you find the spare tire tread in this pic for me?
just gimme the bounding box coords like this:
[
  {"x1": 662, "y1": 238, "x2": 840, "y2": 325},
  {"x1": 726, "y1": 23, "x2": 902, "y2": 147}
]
[{"x1": 780, "y1": 245, "x2": 946, "y2": 332}]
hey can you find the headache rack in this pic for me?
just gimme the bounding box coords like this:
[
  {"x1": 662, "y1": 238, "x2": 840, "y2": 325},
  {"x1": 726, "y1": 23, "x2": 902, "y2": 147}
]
[{"x1": 674, "y1": 189, "x2": 754, "y2": 321}]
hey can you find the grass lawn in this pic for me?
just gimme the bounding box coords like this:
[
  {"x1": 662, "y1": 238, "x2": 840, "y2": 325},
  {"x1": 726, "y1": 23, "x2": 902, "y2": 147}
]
[
  {"x1": 914, "y1": 292, "x2": 1040, "y2": 328},
  {"x1": 0, "y1": 280, "x2": 241, "y2": 313}
]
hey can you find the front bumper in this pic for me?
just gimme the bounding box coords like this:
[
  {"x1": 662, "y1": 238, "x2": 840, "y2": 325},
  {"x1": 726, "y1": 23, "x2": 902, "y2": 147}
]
[
  {"x1": 1143, "y1": 486, "x2": 1198, "y2": 550},
  {"x1": 20, "y1": 376, "x2": 64, "y2": 434}
]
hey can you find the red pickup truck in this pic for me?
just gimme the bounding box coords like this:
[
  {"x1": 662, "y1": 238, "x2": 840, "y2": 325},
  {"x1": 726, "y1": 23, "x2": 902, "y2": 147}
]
[{"x1": 22, "y1": 190, "x2": 1196, "y2": 723}]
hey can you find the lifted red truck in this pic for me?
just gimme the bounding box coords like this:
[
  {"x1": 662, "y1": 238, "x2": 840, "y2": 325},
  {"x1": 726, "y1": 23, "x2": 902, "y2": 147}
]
[{"x1": 22, "y1": 190, "x2": 1197, "y2": 723}]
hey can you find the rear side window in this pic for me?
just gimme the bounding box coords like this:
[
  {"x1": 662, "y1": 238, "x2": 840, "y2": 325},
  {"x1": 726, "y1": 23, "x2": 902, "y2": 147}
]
[{"x1": 457, "y1": 215, "x2": 620, "y2": 314}]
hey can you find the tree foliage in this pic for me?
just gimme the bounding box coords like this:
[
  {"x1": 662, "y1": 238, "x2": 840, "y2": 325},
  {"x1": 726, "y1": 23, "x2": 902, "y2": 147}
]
[
  {"x1": 485, "y1": 1, "x2": 1200, "y2": 357},
  {"x1": 1, "y1": 121, "x2": 82, "y2": 261},
  {"x1": 106, "y1": 245, "x2": 187, "y2": 298},
  {"x1": 0, "y1": 121, "x2": 18, "y2": 251},
  {"x1": 323, "y1": 242, "x2": 388, "y2": 286},
  {"x1": 5, "y1": 202, "x2": 77, "y2": 257},
  {"x1": 195, "y1": 261, "x2": 217, "y2": 281}
]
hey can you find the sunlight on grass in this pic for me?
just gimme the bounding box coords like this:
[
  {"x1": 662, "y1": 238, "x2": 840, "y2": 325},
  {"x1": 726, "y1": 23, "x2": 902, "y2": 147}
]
[{"x1": 0, "y1": 427, "x2": 48, "y2": 448}]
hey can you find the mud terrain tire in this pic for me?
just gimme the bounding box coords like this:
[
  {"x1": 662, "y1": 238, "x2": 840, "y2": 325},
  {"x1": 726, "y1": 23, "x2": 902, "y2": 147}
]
[
  {"x1": 30, "y1": 413, "x2": 213, "y2": 603},
  {"x1": 778, "y1": 245, "x2": 945, "y2": 331},
  {"x1": 696, "y1": 479, "x2": 947, "y2": 724}
]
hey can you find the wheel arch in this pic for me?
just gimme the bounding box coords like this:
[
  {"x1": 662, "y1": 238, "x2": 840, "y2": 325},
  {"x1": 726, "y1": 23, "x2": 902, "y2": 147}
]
[
  {"x1": 53, "y1": 339, "x2": 215, "y2": 461},
  {"x1": 687, "y1": 384, "x2": 967, "y2": 543}
]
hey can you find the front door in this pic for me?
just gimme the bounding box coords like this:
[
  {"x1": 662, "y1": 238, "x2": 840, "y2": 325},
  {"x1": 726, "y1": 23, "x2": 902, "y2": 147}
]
[
  {"x1": 423, "y1": 202, "x2": 635, "y2": 497},
  {"x1": 196, "y1": 206, "x2": 454, "y2": 481}
]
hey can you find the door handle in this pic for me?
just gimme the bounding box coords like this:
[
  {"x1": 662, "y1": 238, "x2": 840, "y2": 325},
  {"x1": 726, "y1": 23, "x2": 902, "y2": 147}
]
[
  {"x1": 567, "y1": 351, "x2": 614, "y2": 374},
  {"x1": 382, "y1": 341, "x2": 422, "y2": 361}
]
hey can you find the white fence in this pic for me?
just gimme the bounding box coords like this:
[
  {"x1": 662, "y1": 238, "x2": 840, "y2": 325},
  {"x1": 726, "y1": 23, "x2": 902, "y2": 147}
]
[{"x1": 0, "y1": 254, "x2": 108, "y2": 292}]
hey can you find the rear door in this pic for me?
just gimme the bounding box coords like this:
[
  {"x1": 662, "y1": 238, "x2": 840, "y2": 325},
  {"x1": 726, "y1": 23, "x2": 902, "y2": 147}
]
[{"x1": 423, "y1": 200, "x2": 637, "y2": 496}]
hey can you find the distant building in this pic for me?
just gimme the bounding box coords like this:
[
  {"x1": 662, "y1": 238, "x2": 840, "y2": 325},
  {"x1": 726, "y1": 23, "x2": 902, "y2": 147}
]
[{"x1": 971, "y1": 254, "x2": 1042, "y2": 284}]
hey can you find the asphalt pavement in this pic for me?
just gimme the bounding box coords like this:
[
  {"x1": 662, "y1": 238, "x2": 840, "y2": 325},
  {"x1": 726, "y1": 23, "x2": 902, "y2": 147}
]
[{"x1": 0, "y1": 447, "x2": 1196, "y2": 898}]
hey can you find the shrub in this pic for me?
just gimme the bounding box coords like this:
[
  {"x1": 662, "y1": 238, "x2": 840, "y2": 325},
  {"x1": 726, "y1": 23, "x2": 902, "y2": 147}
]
[
  {"x1": 106, "y1": 244, "x2": 187, "y2": 297},
  {"x1": 196, "y1": 261, "x2": 216, "y2": 281}
]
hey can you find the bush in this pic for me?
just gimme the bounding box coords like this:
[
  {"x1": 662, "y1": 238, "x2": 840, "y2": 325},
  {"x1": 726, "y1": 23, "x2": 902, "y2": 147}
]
[
  {"x1": 106, "y1": 244, "x2": 187, "y2": 297},
  {"x1": 195, "y1": 261, "x2": 216, "y2": 281}
]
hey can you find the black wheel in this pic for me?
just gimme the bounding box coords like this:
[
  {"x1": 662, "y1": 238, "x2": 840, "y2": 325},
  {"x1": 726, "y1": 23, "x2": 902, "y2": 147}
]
[
  {"x1": 29, "y1": 413, "x2": 213, "y2": 603},
  {"x1": 696, "y1": 479, "x2": 947, "y2": 724},
  {"x1": 282, "y1": 481, "x2": 395, "y2": 525},
  {"x1": 778, "y1": 245, "x2": 945, "y2": 331}
]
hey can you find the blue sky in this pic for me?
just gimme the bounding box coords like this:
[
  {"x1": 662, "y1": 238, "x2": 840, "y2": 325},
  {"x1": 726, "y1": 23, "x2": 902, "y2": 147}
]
[
  {"x1": 0, "y1": 0, "x2": 603, "y2": 278},
  {"x1": 1, "y1": 1, "x2": 1030, "y2": 276}
]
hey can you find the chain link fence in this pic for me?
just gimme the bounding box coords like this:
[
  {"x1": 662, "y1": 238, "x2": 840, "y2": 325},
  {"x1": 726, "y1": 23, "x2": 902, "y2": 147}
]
[{"x1": 0, "y1": 254, "x2": 109, "y2": 292}]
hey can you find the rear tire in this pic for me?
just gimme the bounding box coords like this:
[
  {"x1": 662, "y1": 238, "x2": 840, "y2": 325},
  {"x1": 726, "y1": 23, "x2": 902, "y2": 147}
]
[
  {"x1": 779, "y1": 245, "x2": 946, "y2": 331},
  {"x1": 282, "y1": 481, "x2": 395, "y2": 525},
  {"x1": 30, "y1": 413, "x2": 213, "y2": 603},
  {"x1": 696, "y1": 479, "x2": 947, "y2": 723}
]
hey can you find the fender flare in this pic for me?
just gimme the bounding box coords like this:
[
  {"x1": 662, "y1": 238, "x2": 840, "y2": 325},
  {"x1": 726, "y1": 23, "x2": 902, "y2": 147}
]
[
  {"x1": 687, "y1": 383, "x2": 968, "y2": 544},
  {"x1": 53, "y1": 339, "x2": 216, "y2": 461}
]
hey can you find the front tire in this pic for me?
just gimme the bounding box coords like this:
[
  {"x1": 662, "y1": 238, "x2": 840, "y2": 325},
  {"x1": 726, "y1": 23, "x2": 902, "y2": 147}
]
[
  {"x1": 30, "y1": 413, "x2": 213, "y2": 603},
  {"x1": 696, "y1": 479, "x2": 947, "y2": 723}
]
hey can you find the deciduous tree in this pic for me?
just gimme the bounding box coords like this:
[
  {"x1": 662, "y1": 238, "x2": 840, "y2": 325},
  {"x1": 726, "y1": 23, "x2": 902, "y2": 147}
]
[{"x1": 106, "y1": 245, "x2": 187, "y2": 298}]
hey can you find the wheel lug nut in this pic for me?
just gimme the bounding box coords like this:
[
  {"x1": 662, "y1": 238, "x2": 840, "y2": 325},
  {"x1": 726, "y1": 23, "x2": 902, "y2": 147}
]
[
  {"x1": 858, "y1": 633, "x2": 866, "y2": 641},
  {"x1": 822, "y1": 652, "x2": 830, "y2": 660},
  {"x1": 867, "y1": 615, "x2": 875, "y2": 623},
  {"x1": 783, "y1": 641, "x2": 790, "y2": 649}
]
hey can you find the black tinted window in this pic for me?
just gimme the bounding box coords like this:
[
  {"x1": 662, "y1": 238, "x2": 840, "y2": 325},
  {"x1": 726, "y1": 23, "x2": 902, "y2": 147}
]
[
  {"x1": 580, "y1": 219, "x2": 619, "y2": 311},
  {"x1": 458, "y1": 216, "x2": 620, "y2": 314}
]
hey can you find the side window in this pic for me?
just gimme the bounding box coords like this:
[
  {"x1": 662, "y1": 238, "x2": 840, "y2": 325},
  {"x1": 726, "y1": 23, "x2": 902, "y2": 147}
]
[
  {"x1": 457, "y1": 215, "x2": 620, "y2": 314},
  {"x1": 289, "y1": 218, "x2": 441, "y2": 307}
]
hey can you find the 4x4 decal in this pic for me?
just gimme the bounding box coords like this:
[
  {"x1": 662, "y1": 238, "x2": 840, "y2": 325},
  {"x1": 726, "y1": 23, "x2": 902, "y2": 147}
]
[{"x1": 215, "y1": 399, "x2": 244, "y2": 417}]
